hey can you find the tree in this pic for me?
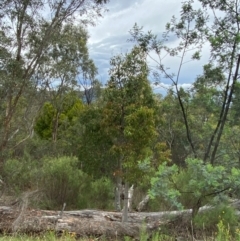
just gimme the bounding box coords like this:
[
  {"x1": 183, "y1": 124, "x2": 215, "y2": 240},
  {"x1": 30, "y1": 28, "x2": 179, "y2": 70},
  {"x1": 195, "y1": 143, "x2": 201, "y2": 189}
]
[
  {"x1": 127, "y1": 0, "x2": 240, "y2": 222},
  {"x1": 77, "y1": 59, "x2": 100, "y2": 105},
  {"x1": 77, "y1": 104, "x2": 116, "y2": 178},
  {"x1": 156, "y1": 64, "x2": 227, "y2": 165},
  {"x1": 130, "y1": 0, "x2": 240, "y2": 165},
  {"x1": 155, "y1": 90, "x2": 190, "y2": 166},
  {"x1": 0, "y1": 0, "x2": 109, "y2": 165},
  {"x1": 102, "y1": 47, "x2": 158, "y2": 221},
  {"x1": 35, "y1": 91, "x2": 84, "y2": 142}
]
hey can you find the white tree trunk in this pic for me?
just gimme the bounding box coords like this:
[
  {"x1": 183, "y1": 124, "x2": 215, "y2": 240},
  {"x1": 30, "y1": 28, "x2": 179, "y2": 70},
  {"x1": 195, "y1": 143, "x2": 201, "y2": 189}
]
[
  {"x1": 137, "y1": 194, "x2": 150, "y2": 212},
  {"x1": 128, "y1": 185, "x2": 134, "y2": 212}
]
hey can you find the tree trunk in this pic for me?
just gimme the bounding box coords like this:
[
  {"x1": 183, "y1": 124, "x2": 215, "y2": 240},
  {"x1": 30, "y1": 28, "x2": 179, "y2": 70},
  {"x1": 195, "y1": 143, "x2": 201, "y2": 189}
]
[
  {"x1": 114, "y1": 177, "x2": 122, "y2": 212},
  {"x1": 128, "y1": 185, "x2": 134, "y2": 212},
  {"x1": 137, "y1": 194, "x2": 150, "y2": 212},
  {"x1": 122, "y1": 182, "x2": 129, "y2": 222}
]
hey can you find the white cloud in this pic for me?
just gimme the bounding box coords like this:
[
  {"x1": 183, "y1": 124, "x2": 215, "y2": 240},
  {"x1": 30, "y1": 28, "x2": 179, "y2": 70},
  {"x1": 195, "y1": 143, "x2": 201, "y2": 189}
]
[{"x1": 87, "y1": 0, "x2": 211, "y2": 87}]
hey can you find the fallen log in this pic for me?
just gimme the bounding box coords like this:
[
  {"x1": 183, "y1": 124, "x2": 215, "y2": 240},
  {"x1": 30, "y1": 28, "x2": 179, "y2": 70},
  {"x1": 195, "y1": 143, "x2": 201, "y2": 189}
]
[
  {"x1": 0, "y1": 206, "x2": 208, "y2": 239},
  {"x1": 0, "y1": 199, "x2": 240, "y2": 239},
  {"x1": 0, "y1": 206, "x2": 166, "y2": 239}
]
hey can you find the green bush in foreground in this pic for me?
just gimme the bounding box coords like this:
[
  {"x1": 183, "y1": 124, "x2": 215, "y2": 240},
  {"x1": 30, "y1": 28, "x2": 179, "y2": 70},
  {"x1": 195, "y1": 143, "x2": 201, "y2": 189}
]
[
  {"x1": 40, "y1": 156, "x2": 91, "y2": 209},
  {"x1": 3, "y1": 155, "x2": 40, "y2": 193},
  {"x1": 3, "y1": 155, "x2": 116, "y2": 210},
  {"x1": 194, "y1": 204, "x2": 238, "y2": 234},
  {"x1": 149, "y1": 158, "x2": 240, "y2": 218}
]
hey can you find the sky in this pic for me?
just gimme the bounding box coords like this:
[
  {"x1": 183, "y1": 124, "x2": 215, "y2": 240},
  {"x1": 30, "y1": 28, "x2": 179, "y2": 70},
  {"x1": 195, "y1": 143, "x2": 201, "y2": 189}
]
[{"x1": 87, "y1": 0, "x2": 210, "y2": 93}]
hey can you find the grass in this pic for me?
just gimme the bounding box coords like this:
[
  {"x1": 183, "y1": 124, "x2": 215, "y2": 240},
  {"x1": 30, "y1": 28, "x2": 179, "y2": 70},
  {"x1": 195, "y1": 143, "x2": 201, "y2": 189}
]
[
  {"x1": 0, "y1": 231, "x2": 77, "y2": 241},
  {"x1": 1, "y1": 222, "x2": 240, "y2": 241}
]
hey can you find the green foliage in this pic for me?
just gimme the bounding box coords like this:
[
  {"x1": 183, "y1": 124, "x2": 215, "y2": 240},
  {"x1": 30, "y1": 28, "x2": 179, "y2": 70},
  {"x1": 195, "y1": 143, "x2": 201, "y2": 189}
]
[
  {"x1": 150, "y1": 158, "x2": 240, "y2": 216},
  {"x1": 130, "y1": 0, "x2": 240, "y2": 165},
  {"x1": 35, "y1": 92, "x2": 84, "y2": 141},
  {"x1": 40, "y1": 156, "x2": 90, "y2": 209},
  {"x1": 150, "y1": 232, "x2": 175, "y2": 241},
  {"x1": 102, "y1": 46, "x2": 159, "y2": 183},
  {"x1": 77, "y1": 104, "x2": 116, "y2": 178},
  {"x1": 149, "y1": 162, "x2": 182, "y2": 209},
  {"x1": 87, "y1": 177, "x2": 115, "y2": 210},
  {"x1": 34, "y1": 102, "x2": 55, "y2": 140},
  {"x1": 0, "y1": 0, "x2": 107, "y2": 162},
  {"x1": 194, "y1": 205, "x2": 238, "y2": 233},
  {"x1": 216, "y1": 218, "x2": 231, "y2": 241},
  {"x1": 139, "y1": 225, "x2": 149, "y2": 241},
  {"x1": 3, "y1": 154, "x2": 116, "y2": 210},
  {"x1": 3, "y1": 155, "x2": 40, "y2": 193}
]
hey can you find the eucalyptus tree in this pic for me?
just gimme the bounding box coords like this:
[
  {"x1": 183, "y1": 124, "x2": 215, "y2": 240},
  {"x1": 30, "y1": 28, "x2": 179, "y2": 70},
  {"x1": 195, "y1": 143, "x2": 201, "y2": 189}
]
[
  {"x1": 125, "y1": 0, "x2": 240, "y2": 222},
  {"x1": 130, "y1": 0, "x2": 240, "y2": 165},
  {"x1": 37, "y1": 23, "x2": 97, "y2": 142},
  {"x1": 0, "y1": 0, "x2": 108, "y2": 164},
  {"x1": 157, "y1": 90, "x2": 190, "y2": 166},
  {"x1": 34, "y1": 91, "x2": 84, "y2": 141},
  {"x1": 158, "y1": 64, "x2": 228, "y2": 165},
  {"x1": 77, "y1": 59, "x2": 100, "y2": 105}
]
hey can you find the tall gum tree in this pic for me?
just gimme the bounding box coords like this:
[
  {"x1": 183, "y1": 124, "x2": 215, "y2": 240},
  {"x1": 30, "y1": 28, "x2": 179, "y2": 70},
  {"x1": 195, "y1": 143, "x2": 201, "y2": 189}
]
[
  {"x1": 36, "y1": 23, "x2": 97, "y2": 143},
  {"x1": 0, "y1": 0, "x2": 108, "y2": 165},
  {"x1": 130, "y1": 0, "x2": 240, "y2": 165}
]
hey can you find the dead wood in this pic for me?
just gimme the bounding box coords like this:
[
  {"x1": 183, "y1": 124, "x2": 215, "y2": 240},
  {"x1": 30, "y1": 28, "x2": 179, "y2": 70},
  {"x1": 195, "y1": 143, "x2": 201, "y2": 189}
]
[
  {"x1": 0, "y1": 199, "x2": 239, "y2": 239},
  {"x1": 0, "y1": 206, "x2": 200, "y2": 238},
  {"x1": 0, "y1": 207, "x2": 164, "y2": 239}
]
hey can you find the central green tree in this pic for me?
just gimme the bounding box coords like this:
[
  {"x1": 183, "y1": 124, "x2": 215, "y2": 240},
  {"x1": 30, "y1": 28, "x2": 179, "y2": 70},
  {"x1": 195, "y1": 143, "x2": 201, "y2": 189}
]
[{"x1": 102, "y1": 47, "x2": 157, "y2": 221}]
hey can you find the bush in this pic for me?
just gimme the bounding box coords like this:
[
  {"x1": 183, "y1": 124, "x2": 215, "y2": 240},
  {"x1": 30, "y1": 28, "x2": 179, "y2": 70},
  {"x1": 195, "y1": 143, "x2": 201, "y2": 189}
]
[
  {"x1": 194, "y1": 204, "x2": 238, "y2": 234},
  {"x1": 40, "y1": 156, "x2": 91, "y2": 209},
  {"x1": 88, "y1": 177, "x2": 115, "y2": 210},
  {"x1": 4, "y1": 155, "x2": 116, "y2": 211},
  {"x1": 172, "y1": 167, "x2": 198, "y2": 209},
  {"x1": 3, "y1": 155, "x2": 40, "y2": 193}
]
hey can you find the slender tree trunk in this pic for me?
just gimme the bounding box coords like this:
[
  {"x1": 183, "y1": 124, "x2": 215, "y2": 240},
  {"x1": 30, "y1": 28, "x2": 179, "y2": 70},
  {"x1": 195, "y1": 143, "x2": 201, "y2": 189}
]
[
  {"x1": 122, "y1": 182, "x2": 129, "y2": 223},
  {"x1": 0, "y1": 95, "x2": 14, "y2": 162},
  {"x1": 115, "y1": 177, "x2": 122, "y2": 212},
  {"x1": 128, "y1": 185, "x2": 134, "y2": 212},
  {"x1": 52, "y1": 112, "x2": 60, "y2": 142},
  {"x1": 209, "y1": 54, "x2": 240, "y2": 164},
  {"x1": 137, "y1": 194, "x2": 150, "y2": 212}
]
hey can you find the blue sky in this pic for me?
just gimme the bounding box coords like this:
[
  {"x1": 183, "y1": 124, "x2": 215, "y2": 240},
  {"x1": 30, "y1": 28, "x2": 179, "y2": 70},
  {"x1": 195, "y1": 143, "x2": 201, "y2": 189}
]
[{"x1": 87, "y1": 0, "x2": 210, "y2": 93}]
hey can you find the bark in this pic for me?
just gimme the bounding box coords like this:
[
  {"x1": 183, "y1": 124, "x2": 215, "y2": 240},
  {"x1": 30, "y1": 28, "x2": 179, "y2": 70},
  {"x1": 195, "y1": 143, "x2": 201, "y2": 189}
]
[
  {"x1": 209, "y1": 54, "x2": 240, "y2": 164},
  {"x1": 122, "y1": 182, "x2": 129, "y2": 222},
  {"x1": 0, "y1": 206, "x2": 166, "y2": 239},
  {"x1": 137, "y1": 194, "x2": 150, "y2": 212},
  {"x1": 114, "y1": 177, "x2": 122, "y2": 212},
  {"x1": 1, "y1": 200, "x2": 240, "y2": 239},
  {"x1": 128, "y1": 185, "x2": 134, "y2": 212}
]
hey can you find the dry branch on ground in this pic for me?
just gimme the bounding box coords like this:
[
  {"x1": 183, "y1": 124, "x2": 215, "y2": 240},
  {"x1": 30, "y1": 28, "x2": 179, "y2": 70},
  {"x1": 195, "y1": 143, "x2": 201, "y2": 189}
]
[{"x1": 0, "y1": 199, "x2": 240, "y2": 239}]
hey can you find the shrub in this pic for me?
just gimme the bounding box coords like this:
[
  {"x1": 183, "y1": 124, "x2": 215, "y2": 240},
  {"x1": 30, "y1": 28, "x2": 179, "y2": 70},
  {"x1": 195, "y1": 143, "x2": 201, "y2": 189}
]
[
  {"x1": 40, "y1": 156, "x2": 91, "y2": 209},
  {"x1": 4, "y1": 155, "x2": 117, "y2": 211},
  {"x1": 194, "y1": 204, "x2": 238, "y2": 234},
  {"x1": 3, "y1": 155, "x2": 39, "y2": 193},
  {"x1": 150, "y1": 158, "x2": 240, "y2": 218},
  {"x1": 88, "y1": 177, "x2": 115, "y2": 210}
]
